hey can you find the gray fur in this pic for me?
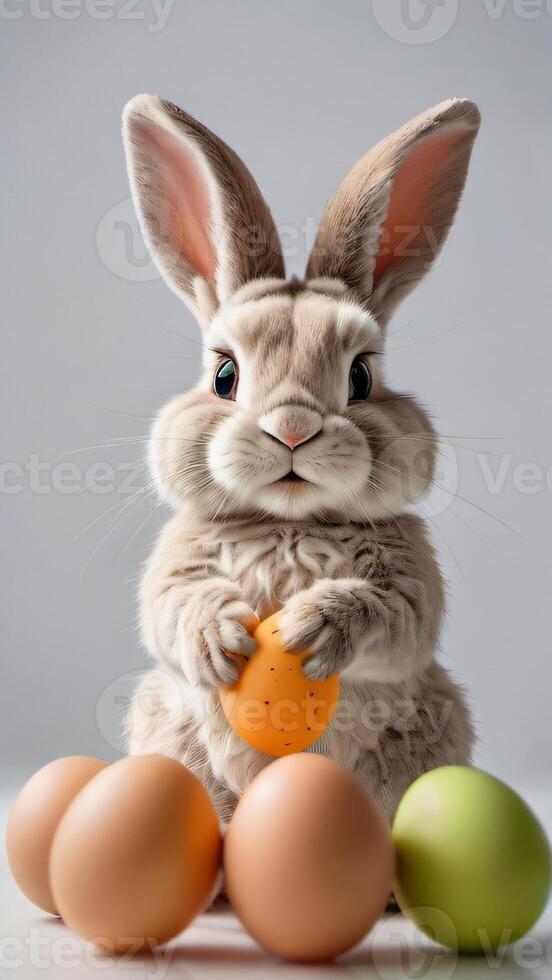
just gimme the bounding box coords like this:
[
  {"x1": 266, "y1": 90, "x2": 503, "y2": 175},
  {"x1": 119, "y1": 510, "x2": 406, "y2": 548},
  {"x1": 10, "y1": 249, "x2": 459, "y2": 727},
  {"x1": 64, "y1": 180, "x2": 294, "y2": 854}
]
[{"x1": 122, "y1": 95, "x2": 480, "y2": 825}]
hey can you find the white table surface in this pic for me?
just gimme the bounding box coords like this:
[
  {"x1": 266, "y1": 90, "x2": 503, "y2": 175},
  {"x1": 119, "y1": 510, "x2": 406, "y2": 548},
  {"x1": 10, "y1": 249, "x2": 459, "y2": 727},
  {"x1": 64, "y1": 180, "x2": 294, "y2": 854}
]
[{"x1": 1, "y1": 787, "x2": 551, "y2": 979}]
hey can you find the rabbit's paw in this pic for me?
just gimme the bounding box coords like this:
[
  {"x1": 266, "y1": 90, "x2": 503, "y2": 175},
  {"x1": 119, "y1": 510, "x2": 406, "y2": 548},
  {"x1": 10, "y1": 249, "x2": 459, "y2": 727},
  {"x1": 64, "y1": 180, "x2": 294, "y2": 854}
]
[
  {"x1": 279, "y1": 583, "x2": 355, "y2": 681},
  {"x1": 182, "y1": 587, "x2": 258, "y2": 689}
]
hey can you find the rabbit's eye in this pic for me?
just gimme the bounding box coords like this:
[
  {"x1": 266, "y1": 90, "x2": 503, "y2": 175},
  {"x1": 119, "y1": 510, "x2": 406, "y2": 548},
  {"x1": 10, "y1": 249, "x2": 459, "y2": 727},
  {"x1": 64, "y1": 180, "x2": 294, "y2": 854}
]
[
  {"x1": 348, "y1": 357, "x2": 372, "y2": 401},
  {"x1": 214, "y1": 358, "x2": 237, "y2": 399}
]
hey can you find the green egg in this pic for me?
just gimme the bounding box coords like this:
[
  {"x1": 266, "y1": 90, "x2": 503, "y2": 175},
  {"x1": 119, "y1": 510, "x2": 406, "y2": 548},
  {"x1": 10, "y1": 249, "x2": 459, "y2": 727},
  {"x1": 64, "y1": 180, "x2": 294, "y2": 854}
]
[{"x1": 392, "y1": 766, "x2": 551, "y2": 952}]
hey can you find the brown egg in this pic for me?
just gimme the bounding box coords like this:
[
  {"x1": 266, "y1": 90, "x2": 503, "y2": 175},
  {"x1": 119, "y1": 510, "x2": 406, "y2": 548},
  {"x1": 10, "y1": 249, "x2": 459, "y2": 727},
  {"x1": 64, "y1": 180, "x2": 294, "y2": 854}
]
[
  {"x1": 224, "y1": 754, "x2": 394, "y2": 962},
  {"x1": 50, "y1": 754, "x2": 221, "y2": 952},
  {"x1": 6, "y1": 756, "x2": 108, "y2": 914}
]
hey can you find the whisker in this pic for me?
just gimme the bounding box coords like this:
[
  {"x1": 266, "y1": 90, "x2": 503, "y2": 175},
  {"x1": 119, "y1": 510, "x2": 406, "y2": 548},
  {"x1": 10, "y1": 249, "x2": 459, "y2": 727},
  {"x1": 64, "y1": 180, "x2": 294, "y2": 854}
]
[
  {"x1": 59, "y1": 437, "x2": 150, "y2": 457},
  {"x1": 78, "y1": 478, "x2": 161, "y2": 576},
  {"x1": 416, "y1": 500, "x2": 465, "y2": 581},
  {"x1": 117, "y1": 500, "x2": 163, "y2": 563},
  {"x1": 432, "y1": 481, "x2": 523, "y2": 539},
  {"x1": 393, "y1": 434, "x2": 509, "y2": 460},
  {"x1": 146, "y1": 319, "x2": 203, "y2": 348},
  {"x1": 437, "y1": 500, "x2": 500, "y2": 563},
  {"x1": 85, "y1": 404, "x2": 157, "y2": 424},
  {"x1": 74, "y1": 483, "x2": 148, "y2": 540},
  {"x1": 386, "y1": 321, "x2": 461, "y2": 353}
]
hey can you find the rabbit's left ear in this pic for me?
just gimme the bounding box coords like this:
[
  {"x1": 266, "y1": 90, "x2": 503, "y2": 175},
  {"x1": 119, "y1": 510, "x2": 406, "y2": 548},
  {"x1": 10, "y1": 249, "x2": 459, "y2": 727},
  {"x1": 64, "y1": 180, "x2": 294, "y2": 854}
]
[
  {"x1": 123, "y1": 95, "x2": 284, "y2": 324},
  {"x1": 306, "y1": 99, "x2": 480, "y2": 326}
]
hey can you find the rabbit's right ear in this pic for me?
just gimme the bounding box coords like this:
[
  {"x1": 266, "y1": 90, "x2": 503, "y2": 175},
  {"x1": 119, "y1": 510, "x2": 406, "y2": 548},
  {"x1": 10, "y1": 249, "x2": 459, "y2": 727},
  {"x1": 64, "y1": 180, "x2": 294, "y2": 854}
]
[
  {"x1": 122, "y1": 95, "x2": 284, "y2": 325},
  {"x1": 306, "y1": 99, "x2": 480, "y2": 327}
]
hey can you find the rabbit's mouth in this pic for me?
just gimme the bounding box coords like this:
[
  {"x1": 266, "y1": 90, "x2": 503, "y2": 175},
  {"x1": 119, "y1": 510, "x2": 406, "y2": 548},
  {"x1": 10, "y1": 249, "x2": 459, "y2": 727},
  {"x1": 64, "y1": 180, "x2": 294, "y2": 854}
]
[
  {"x1": 279, "y1": 470, "x2": 307, "y2": 484},
  {"x1": 205, "y1": 411, "x2": 377, "y2": 519}
]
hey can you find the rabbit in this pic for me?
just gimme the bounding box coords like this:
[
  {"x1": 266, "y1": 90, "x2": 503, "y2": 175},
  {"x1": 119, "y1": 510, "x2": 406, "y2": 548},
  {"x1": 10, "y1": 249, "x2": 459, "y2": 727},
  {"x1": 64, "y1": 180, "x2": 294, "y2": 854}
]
[{"x1": 122, "y1": 94, "x2": 480, "y2": 826}]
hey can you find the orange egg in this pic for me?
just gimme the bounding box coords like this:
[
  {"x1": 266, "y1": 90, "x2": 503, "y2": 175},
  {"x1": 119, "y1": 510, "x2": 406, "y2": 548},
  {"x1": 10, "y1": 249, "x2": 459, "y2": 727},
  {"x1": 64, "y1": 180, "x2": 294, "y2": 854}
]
[
  {"x1": 50, "y1": 755, "x2": 221, "y2": 952},
  {"x1": 224, "y1": 754, "x2": 395, "y2": 961},
  {"x1": 220, "y1": 612, "x2": 340, "y2": 756},
  {"x1": 6, "y1": 756, "x2": 108, "y2": 914}
]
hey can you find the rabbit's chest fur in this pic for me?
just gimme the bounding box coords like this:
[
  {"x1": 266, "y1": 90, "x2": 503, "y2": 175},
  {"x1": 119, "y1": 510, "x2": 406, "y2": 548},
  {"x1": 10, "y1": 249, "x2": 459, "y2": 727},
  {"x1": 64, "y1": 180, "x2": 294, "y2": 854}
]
[
  {"x1": 132, "y1": 512, "x2": 472, "y2": 820},
  {"x1": 214, "y1": 524, "x2": 360, "y2": 618}
]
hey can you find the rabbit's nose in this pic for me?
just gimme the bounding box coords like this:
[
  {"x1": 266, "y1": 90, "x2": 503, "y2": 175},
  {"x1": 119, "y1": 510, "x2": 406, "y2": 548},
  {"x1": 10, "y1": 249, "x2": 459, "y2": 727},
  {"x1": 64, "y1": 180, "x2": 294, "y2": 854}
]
[
  {"x1": 280, "y1": 433, "x2": 307, "y2": 450},
  {"x1": 260, "y1": 406, "x2": 323, "y2": 450}
]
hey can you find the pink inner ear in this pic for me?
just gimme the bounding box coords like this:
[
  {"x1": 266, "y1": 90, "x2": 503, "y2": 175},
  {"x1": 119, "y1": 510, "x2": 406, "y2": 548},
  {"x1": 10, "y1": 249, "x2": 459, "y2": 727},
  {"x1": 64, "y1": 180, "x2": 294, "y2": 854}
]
[
  {"x1": 136, "y1": 118, "x2": 217, "y2": 283},
  {"x1": 372, "y1": 130, "x2": 463, "y2": 286}
]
